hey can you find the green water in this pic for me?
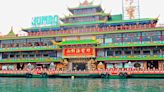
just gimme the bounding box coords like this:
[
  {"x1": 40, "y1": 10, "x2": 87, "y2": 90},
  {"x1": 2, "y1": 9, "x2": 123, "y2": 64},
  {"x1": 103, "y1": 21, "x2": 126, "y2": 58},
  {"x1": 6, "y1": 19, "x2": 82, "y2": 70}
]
[{"x1": 0, "y1": 78, "x2": 164, "y2": 92}]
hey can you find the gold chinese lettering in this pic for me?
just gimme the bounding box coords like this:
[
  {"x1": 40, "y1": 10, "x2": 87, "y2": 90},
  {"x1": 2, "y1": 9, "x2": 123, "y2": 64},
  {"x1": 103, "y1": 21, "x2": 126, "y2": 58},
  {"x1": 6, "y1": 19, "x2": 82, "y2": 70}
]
[
  {"x1": 81, "y1": 48, "x2": 85, "y2": 53},
  {"x1": 76, "y1": 48, "x2": 80, "y2": 53},
  {"x1": 86, "y1": 48, "x2": 91, "y2": 53}
]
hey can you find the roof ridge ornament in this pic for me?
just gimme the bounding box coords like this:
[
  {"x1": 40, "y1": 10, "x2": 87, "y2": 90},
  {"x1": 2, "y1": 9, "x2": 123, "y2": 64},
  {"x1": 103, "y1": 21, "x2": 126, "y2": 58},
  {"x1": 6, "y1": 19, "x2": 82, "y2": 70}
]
[
  {"x1": 7, "y1": 26, "x2": 16, "y2": 37},
  {"x1": 79, "y1": 0, "x2": 94, "y2": 7}
]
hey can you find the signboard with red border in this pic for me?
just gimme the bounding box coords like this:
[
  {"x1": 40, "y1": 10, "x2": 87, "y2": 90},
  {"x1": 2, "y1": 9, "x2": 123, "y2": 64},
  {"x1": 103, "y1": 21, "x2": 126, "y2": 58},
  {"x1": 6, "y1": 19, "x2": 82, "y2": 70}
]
[{"x1": 63, "y1": 48, "x2": 95, "y2": 58}]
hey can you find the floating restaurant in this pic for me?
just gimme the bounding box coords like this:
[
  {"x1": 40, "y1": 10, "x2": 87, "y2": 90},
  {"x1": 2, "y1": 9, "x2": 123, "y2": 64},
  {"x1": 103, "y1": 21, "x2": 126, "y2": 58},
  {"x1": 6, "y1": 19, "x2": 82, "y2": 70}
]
[{"x1": 0, "y1": 0, "x2": 164, "y2": 78}]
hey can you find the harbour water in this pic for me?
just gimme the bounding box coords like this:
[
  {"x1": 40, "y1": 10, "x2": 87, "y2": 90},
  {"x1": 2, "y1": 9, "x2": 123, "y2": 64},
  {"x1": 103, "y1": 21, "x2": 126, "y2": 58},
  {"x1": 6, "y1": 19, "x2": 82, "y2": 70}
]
[{"x1": 0, "y1": 78, "x2": 164, "y2": 92}]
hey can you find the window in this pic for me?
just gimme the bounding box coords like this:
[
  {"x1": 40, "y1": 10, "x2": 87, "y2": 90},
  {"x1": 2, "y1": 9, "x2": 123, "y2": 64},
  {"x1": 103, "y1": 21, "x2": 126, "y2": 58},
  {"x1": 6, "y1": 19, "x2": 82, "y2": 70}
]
[
  {"x1": 143, "y1": 50, "x2": 150, "y2": 55},
  {"x1": 162, "y1": 31, "x2": 164, "y2": 41},
  {"x1": 123, "y1": 33, "x2": 141, "y2": 43},
  {"x1": 8, "y1": 64, "x2": 14, "y2": 70},
  {"x1": 133, "y1": 50, "x2": 140, "y2": 55},
  {"x1": 29, "y1": 54, "x2": 35, "y2": 58},
  {"x1": 16, "y1": 55, "x2": 20, "y2": 58},
  {"x1": 132, "y1": 37, "x2": 140, "y2": 42},
  {"x1": 115, "y1": 51, "x2": 122, "y2": 56},
  {"x1": 48, "y1": 41, "x2": 53, "y2": 45},
  {"x1": 106, "y1": 34, "x2": 122, "y2": 43},
  {"x1": 43, "y1": 54, "x2": 48, "y2": 57},
  {"x1": 36, "y1": 54, "x2": 42, "y2": 57},
  {"x1": 2, "y1": 54, "x2": 8, "y2": 59},
  {"x1": 142, "y1": 31, "x2": 161, "y2": 42},
  {"x1": 153, "y1": 49, "x2": 160, "y2": 55},
  {"x1": 123, "y1": 37, "x2": 132, "y2": 42},
  {"x1": 10, "y1": 54, "x2": 14, "y2": 58},
  {"x1": 142, "y1": 37, "x2": 151, "y2": 42},
  {"x1": 113, "y1": 37, "x2": 122, "y2": 43},
  {"x1": 152, "y1": 36, "x2": 161, "y2": 41},
  {"x1": 107, "y1": 50, "x2": 114, "y2": 56},
  {"x1": 162, "y1": 48, "x2": 164, "y2": 54},
  {"x1": 23, "y1": 55, "x2": 28, "y2": 58},
  {"x1": 124, "y1": 51, "x2": 131, "y2": 55}
]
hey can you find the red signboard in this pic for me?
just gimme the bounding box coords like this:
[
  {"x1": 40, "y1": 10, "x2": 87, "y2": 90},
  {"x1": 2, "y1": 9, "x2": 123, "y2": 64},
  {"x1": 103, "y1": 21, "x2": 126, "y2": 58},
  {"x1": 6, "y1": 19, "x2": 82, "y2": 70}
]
[{"x1": 63, "y1": 48, "x2": 95, "y2": 58}]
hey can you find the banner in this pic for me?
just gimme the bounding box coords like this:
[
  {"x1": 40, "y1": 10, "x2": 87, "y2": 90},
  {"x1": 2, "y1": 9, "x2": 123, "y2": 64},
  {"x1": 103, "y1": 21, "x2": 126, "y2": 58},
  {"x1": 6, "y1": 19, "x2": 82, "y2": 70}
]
[{"x1": 63, "y1": 48, "x2": 95, "y2": 58}]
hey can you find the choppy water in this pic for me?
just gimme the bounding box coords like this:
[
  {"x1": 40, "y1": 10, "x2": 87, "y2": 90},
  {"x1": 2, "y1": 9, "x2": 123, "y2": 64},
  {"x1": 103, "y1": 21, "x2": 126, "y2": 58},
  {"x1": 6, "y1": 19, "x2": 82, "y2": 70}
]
[{"x1": 0, "y1": 78, "x2": 164, "y2": 92}]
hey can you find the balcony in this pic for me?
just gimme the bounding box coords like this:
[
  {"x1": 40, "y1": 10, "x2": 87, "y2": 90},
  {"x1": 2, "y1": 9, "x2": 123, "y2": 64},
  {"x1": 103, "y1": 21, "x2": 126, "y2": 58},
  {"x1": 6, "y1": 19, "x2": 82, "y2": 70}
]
[
  {"x1": 96, "y1": 41, "x2": 164, "y2": 48},
  {"x1": 96, "y1": 55, "x2": 164, "y2": 61},
  {"x1": 0, "y1": 46, "x2": 61, "y2": 52},
  {"x1": 0, "y1": 57, "x2": 62, "y2": 63}
]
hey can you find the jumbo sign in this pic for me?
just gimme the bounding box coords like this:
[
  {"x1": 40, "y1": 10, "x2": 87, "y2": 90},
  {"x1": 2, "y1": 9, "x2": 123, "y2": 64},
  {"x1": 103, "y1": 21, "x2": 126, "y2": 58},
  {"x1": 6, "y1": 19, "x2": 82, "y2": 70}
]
[
  {"x1": 63, "y1": 48, "x2": 95, "y2": 58},
  {"x1": 31, "y1": 15, "x2": 58, "y2": 27}
]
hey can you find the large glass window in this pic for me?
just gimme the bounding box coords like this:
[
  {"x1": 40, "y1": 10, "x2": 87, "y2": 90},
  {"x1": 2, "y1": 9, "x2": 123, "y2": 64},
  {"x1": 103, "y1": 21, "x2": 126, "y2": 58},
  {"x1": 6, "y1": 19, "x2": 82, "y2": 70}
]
[
  {"x1": 162, "y1": 31, "x2": 164, "y2": 41},
  {"x1": 97, "y1": 35, "x2": 104, "y2": 44},
  {"x1": 123, "y1": 32, "x2": 141, "y2": 43},
  {"x1": 105, "y1": 34, "x2": 122, "y2": 43},
  {"x1": 162, "y1": 47, "x2": 164, "y2": 55},
  {"x1": 153, "y1": 49, "x2": 160, "y2": 55},
  {"x1": 133, "y1": 50, "x2": 141, "y2": 55},
  {"x1": 1, "y1": 40, "x2": 13, "y2": 48},
  {"x1": 124, "y1": 50, "x2": 131, "y2": 55},
  {"x1": 142, "y1": 31, "x2": 161, "y2": 42},
  {"x1": 2, "y1": 53, "x2": 8, "y2": 59},
  {"x1": 115, "y1": 51, "x2": 122, "y2": 56},
  {"x1": 107, "y1": 50, "x2": 114, "y2": 56},
  {"x1": 143, "y1": 50, "x2": 151, "y2": 55}
]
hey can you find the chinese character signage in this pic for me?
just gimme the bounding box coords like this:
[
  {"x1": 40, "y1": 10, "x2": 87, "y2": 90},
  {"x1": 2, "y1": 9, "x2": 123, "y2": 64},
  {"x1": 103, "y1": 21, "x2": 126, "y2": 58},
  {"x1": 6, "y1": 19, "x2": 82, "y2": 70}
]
[
  {"x1": 63, "y1": 48, "x2": 95, "y2": 58},
  {"x1": 31, "y1": 15, "x2": 58, "y2": 27},
  {"x1": 122, "y1": 0, "x2": 140, "y2": 19}
]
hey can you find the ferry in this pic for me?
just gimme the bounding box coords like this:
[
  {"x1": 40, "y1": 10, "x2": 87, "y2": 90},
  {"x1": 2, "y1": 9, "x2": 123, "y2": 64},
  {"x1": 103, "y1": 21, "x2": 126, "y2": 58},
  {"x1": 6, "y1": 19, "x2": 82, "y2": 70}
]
[{"x1": 0, "y1": 0, "x2": 164, "y2": 78}]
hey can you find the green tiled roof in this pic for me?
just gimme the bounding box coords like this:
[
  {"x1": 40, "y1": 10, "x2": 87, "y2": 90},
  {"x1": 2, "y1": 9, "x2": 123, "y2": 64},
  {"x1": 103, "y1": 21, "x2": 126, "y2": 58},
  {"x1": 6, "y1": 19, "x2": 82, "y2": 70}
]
[
  {"x1": 68, "y1": 5, "x2": 101, "y2": 10},
  {"x1": 22, "y1": 25, "x2": 59, "y2": 31},
  {"x1": 61, "y1": 12, "x2": 109, "y2": 19},
  {"x1": 107, "y1": 18, "x2": 156, "y2": 24},
  {"x1": 61, "y1": 21, "x2": 104, "y2": 26},
  {"x1": 110, "y1": 14, "x2": 123, "y2": 21},
  {"x1": 61, "y1": 39, "x2": 98, "y2": 45}
]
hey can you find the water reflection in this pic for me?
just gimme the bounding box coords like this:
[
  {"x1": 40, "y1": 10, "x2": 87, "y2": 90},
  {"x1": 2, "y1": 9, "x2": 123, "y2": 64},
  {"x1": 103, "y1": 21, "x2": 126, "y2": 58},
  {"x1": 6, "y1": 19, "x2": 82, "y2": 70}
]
[{"x1": 0, "y1": 78, "x2": 164, "y2": 92}]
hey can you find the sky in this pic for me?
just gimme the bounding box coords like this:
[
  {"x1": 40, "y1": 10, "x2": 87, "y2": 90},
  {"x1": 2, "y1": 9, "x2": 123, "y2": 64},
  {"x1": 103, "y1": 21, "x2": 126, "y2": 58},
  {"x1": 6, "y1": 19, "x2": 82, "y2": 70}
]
[{"x1": 0, "y1": 0, "x2": 163, "y2": 35}]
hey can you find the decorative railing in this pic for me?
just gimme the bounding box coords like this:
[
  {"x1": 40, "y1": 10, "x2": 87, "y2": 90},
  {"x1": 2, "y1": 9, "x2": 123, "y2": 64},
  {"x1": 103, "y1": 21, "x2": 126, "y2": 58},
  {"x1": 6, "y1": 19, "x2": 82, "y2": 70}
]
[
  {"x1": 96, "y1": 55, "x2": 164, "y2": 61},
  {"x1": 1, "y1": 69, "x2": 164, "y2": 76},
  {"x1": 61, "y1": 39, "x2": 98, "y2": 45},
  {"x1": 0, "y1": 57, "x2": 62, "y2": 63},
  {"x1": 56, "y1": 25, "x2": 157, "y2": 35},
  {"x1": 0, "y1": 46, "x2": 60, "y2": 52},
  {"x1": 97, "y1": 41, "x2": 164, "y2": 48},
  {"x1": 0, "y1": 24, "x2": 163, "y2": 40}
]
